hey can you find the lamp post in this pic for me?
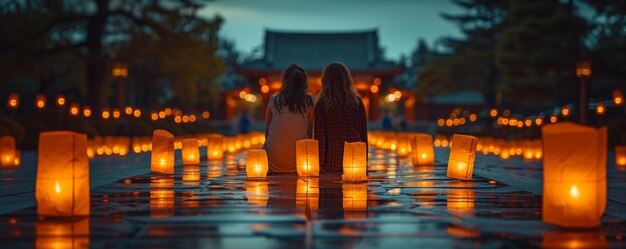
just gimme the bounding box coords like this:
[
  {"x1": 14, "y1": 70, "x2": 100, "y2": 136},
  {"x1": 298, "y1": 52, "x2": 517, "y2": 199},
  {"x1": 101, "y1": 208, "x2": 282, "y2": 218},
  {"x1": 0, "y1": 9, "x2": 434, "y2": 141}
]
[
  {"x1": 112, "y1": 61, "x2": 128, "y2": 109},
  {"x1": 576, "y1": 60, "x2": 591, "y2": 124}
]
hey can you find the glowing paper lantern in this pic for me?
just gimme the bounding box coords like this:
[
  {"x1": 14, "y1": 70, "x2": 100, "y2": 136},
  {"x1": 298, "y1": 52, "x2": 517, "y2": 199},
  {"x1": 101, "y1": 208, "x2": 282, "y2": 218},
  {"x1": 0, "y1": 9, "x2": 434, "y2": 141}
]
[
  {"x1": 411, "y1": 133, "x2": 435, "y2": 166},
  {"x1": 150, "y1": 129, "x2": 175, "y2": 174},
  {"x1": 7, "y1": 93, "x2": 18, "y2": 109},
  {"x1": 343, "y1": 183, "x2": 367, "y2": 219},
  {"x1": 246, "y1": 149, "x2": 268, "y2": 178},
  {"x1": 542, "y1": 122, "x2": 606, "y2": 228},
  {"x1": 396, "y1": 136, "x2": 411, "y2": 158},
  {"x1": 36, "y1": 131, "x2": 90, "y2": 216},
  {"x1": 446, "y1": 134, "x2": 478, "y2": 180},
  {"x1": 342, "y1": 142, "x2": 368, "y2": 182},
  {"x1": 35, "y1": 94, "x2": 46, "y2": 109},
  {"x1": 616, "y1": 146, "x2": 626, "y2": 167},
  {"x1": 296, "y1": 139, "x2": 320, "y2": 177},
  {"x1": 614, "y1": 89, "x2": 624, "y2": 106},
  {"x1": 0, "y1": 136, "x2": 16, "y2": 167},
  {"x1": 206, "y1": 134, "x2": 224, "y2": 161},
  {"x1": 181, "y1": 138, "x2": 200, "y2": 165}
]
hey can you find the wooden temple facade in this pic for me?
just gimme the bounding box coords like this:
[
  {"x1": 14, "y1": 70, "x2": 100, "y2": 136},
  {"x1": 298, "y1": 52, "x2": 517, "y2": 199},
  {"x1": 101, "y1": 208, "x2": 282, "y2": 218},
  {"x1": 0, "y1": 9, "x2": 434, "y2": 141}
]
[{"x1": 235, "y1": 29, "x2": 404, "y2": 121}]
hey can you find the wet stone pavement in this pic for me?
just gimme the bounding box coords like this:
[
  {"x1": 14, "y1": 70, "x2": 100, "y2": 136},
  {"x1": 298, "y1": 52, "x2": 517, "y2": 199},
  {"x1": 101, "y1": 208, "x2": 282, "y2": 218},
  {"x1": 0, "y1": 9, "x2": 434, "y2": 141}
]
[{"x1": 1, "y1": 148, "x2": 626, "y2": 248}]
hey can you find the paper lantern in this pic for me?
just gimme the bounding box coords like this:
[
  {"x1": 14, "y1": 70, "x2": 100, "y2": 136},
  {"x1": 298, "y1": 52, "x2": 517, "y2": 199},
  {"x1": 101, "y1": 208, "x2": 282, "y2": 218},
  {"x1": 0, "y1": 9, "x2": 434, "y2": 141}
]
[
  {"x1": 616, "y1": 146, "x2": 626, "y2": 167},
  {"x1": 36, "y1": 131, "x2": 90, "y2": 216},
  {"x1": 542, "y1": 122, "x2": 606, "y2": 228},
  {"x1": 35, "y1": 94, "x2": 46, "y2": 109},
  {"x1": 296, "y1": 139, "x2": 320, "y2": 177},
  {"x1": 246, "y1": 180, "x2": 268, "y2": 206},
  {"x1": 150, "y1": 129, "x2": 175, "y2": 174},
  {"x1": 342, "y1": 183, "x2": 367, "y2": 219},
  {"x1": 181, "y1": 138, "x2": 200, "y2": 165},
  {"x1": 150, "y1": 177, "x2": 174, "y2": 217},
  {"x1": 613, "y1": 89, "x2": 624, "y2": 106},
  {"x1": 396, "y1": 136, "x2": 411, "y2": 158},
  {"x1": 446, "y1": 134, "x2": 478, "y2": 180},
  {"x1": 0, "y1": 136, "x2": 16, "y2": 167},
  {"x1": 411, "y1": 133, "x2": 435, "y2": 166},
  {"x1": 36, "y1": 218, "x2": 90, "y2": 249},
  {"x1": 206, "y1": 134, "x2": 224, "y2": 161},
  {"x1": 296, "y1": 178, "x2": 319, "y2": 218},
  {"x1": 342, "y1": 142, "x2": 368, "y2": 182},
  {"x1": 246, "y1": 149, "x2": 268, "y2": 178}
]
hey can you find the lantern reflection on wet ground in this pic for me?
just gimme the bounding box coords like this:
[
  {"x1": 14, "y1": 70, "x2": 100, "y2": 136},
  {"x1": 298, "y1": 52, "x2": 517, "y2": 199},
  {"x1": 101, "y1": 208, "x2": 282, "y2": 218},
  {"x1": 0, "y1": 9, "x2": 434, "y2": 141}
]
[
  {"x1": 150, "y1": 177, "x2": 175, "y2": 217},
  {"x1": 342, "y1": 183, "x2": 367, "y2": 220},
  {"x1": 296, "y1": 178, "x2": 319, "y2": 219},
  {"x1": 36, "y1": 218, "x2": 89, "y2": 249},
  {"x1": 182, "y1": 165, "x2": 200, "y2": 186},
  {"x1": 542, "y1": 230, "x2": 607, "y2": 249},
  {"x1": 246, "y1": 180, "x2": 269, "y2": 207},
  {"x1": 447, "y1": 188, "x2": 475, "y2": 216}
]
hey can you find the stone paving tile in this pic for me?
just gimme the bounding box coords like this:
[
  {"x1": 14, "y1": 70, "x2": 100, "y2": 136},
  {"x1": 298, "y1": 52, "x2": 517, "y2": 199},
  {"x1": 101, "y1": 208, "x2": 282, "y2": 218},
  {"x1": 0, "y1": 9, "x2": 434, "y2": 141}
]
[{"x1": 0, "y1": 148, "x2": 625, "y2": 248}]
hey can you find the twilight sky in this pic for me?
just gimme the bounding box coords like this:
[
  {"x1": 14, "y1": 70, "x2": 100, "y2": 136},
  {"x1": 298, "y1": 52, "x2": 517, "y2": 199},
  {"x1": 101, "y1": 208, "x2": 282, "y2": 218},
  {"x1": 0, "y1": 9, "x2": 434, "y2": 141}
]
[{"x1": 199, "y1": 0, "x2": 464, "y2": 60}]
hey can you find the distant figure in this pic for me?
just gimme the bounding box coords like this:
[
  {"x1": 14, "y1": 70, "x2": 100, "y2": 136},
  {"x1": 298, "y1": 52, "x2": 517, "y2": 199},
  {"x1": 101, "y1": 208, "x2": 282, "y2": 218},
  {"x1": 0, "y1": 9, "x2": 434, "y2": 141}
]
[
  {"x1": 239, "y1": 110, "x2": 250, "y2": 134},
  {"x1": 264, "y1": 64, "x2": 313, "y2": 173},
  {"x1": 381, "y1": 110, "x2": 393, "y2": 131},
  {"x1": 314, "y1": 62, "x2": 368, "y2": 172}
]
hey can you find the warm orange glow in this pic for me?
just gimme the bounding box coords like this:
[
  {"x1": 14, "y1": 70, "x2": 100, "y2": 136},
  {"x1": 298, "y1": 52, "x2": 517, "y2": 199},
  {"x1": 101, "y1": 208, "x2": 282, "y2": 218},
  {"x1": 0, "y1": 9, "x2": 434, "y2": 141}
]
[
  {"x1": 112, "y1": 62, "x2": 128, "y2": 78},
  {"x1": 189, "y1": 114, "x2": 197, "y2": 122},
  {"x1": 535, "y1": 117, "x2": 543, "y2": 126},
  {"x1": 550, "y1": 115, "x2": 558, "y2": 123},
  {"x1": 36, "y1": 218, "x2": 90, "y2": 249},
  {"x1": 246, "y1": 149, "x2": 268, "y2": 178},
  {"x1": 370, "y1": 85, "x2": 379, "y2": 93},
  {"x1": 181, "y1": 138, "x2": 200, "y2": 165},
  {"x1": 524, "y1": 119, "x2": 532, "y2": 127},
  {"x1": 342, "y1": 183, "x2": 367, "y2": 219},
  {"x1": 469, "y1": 114, "x2": 477, "y2": 122},
  {"x1": 615, "y1": 146, "x2": 626, "y2": 167},
  {"x1": 182, "y1": 115, "x2": 189, "y2": 123},
  {"x1": 437, "y1": 119, "x2": 445, "y2": 126},
  {"x1": 447, "y1": 134, "x2": 478, "y2": 180},
  {"x1": 489, "y1": 109, "x2": 498, "y2": 117},
  {"x1": 158, "y1": 111, "x2": 166, "y2": 119},
  {"x1": 0, "y1": 136, "x2": 17, "y2": 167},
  {"x1": 164, "y1": 108, "x2": 172, "y2": 116},
  {"x1": 202, "y1": 111, "x2": 210, "y2": 119},
  {"x1": 35, "y1": 94, "x2": 46, "y2": 109},
  {"x1": 447, "y1": 189, "x2": 475, "y2": 216},
  {"x1": 411, "y1": 133, "x2": 434, "y2": 166},
  {"x1": 174, "y1": 116, "x2": 182, "y2": 123},
  {"x1": 133, "y1": 109, "x2": 141, "y2": 118},
  {"x1": 7, "y1": 93, "x2": 18, "y2": 109},
  {"x1": 206, "y1": 134, "x2": 224, "y2": 161},
  {"x1": 112, "y1": 109, "x2": 121, "y2": 119},
  {"x1": 396, "y1": 136, "x2": 411, "y2": 158},
  {"x1": 101, "y1": 108, "x2": 110, "y2": 119},
  {"x1": 373, "y1": 77, "x2": 382, "y2": 85},
  {"x1": 150, "y1": 178, "x2": 174, "y2": 217},
  {"x1": 296, "y1": 139, "x2": 320, "y2": 177},
  {"x1": 595, "y1": 103, "x2": 605, "y2": 115},
  {"x1": 56, "y1": 95, "x2": 66, "y2": 107},
  {"x1": 576, "y1": 60, "x2": 591, "y2": 77},
  {"x1": 445, "y1": 119, "x2": 453, "y2": 127},
  {"x1": 36, "y1": 131, "x2": 90, "y2": 216},
  {"x1": 258, "y1": 77, "x2": 267, "y2": 85},
  {"x1": 542, "y1": 122, "x2": 606, "y2": 228},
  {"x1": 82, "y1": 106, "x2": 92, "y2": 118},
  {"x1": 69, "y1": 103, "x2": 80, "y2": 116},
  {"x1": 246, "y1": 180, "x2": 269, "y2": 206},
  {"x1": 150, "y1": 112, "x2": 158, "y2": 120},
  {"x1": 124, "y1": 106, "x2": 133, "y2": 115},
  {"x1": 260, "y1": 85, "x2": 270, "y2": 93},
  {"x1": 296, "y1": 178, "x2": 319, "y2": 218},
  {"x1": 561, "y1": 106, "x2": 570, "y2": 116},
  {"x1": 151, "y1": 130, "x2": 175, "y2": 174},
  {"x1": 613, "y1": 89, "x2": 624, "y2": 106},
  {"x1": 343, "y1": 142, "x2": 367, "y2": 182}
]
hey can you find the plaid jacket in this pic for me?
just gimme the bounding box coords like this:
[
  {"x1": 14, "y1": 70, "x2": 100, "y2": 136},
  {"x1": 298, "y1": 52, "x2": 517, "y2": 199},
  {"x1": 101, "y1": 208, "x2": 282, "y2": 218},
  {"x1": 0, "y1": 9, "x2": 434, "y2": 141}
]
[{"x1": 314, "y1": 99, "x2": 368, "y2": 172}]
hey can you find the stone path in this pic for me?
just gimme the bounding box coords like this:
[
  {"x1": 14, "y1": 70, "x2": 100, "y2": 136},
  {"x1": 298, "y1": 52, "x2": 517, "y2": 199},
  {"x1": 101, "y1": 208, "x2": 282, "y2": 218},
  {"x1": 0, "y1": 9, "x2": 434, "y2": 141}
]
[{"x1": 0, "y1": 148, "x2": 625, "y2": 248}]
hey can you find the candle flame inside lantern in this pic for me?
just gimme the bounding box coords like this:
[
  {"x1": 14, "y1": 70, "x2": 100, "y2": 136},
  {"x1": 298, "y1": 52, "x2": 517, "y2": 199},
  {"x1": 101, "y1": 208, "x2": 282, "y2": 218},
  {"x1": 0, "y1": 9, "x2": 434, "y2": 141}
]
[
  {"x1": 456, "y1": 162, "x2": 467, "y2": 171},
  {"x1": 212, "y1": 151, "x2": 218, "y2": 156},
  {"x1": 55, "y1": 181, "x2": 61, "y2": 194},
  {"x1": 421, "y1": 153, "x2": 427, "y2": 159},
  {"x1": 160, "y1": 158, "x2": 166, "y2": 166},
  {"x1": 570, "y1": 184, "x2": 580, "y2": 199},
  {"x1": 255, "y1": 164, "x2": 261, "y2": 172},
  {"x1": 189, "y1": 154, "x2": 194, "y2": 160}
]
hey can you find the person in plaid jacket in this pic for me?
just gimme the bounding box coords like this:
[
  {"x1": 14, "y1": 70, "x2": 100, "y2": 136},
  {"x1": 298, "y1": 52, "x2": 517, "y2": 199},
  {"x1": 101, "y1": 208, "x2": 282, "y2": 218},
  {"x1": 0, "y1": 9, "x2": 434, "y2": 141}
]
[{"x1": 314, "y1": 62, "x2": 368, "y2": 172}]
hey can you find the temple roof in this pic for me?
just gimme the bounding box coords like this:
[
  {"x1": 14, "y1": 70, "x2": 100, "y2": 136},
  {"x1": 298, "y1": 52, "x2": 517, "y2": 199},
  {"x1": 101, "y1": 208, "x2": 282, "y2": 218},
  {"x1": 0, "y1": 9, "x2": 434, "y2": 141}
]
[{"x1": 239, "y1": 29, "x2": 402, "y2": 74}]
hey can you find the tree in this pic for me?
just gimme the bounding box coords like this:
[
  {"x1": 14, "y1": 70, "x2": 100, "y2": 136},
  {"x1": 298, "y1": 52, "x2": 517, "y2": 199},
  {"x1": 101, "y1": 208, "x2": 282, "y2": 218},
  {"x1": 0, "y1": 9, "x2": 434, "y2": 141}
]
[{"x1": 495, "y1": 0, "x2": 588, "y2": 111}]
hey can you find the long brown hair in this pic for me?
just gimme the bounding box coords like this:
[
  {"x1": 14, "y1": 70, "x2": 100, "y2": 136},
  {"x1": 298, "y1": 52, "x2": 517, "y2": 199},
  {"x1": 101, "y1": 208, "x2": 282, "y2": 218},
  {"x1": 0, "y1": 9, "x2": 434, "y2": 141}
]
[
  {"x1": 316, "y1": 62, "x2": 360, "y2": 109},
  {"x1": 274, "y1": 64, "x2": 312, "y2": 114}
]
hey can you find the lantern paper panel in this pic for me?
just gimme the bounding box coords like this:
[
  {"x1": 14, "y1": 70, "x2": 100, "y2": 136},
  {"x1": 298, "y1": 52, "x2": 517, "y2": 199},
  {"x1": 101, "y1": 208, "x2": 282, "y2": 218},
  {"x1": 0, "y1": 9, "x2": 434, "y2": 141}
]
[
  {"x1": 616, "y1": 146, "x2": 626, "y2": 167},
  {"x1": 296, "y1": 139, "x2": 320, "y2": 177},
  {"x1": 396, "y1": 136, "x2": 411, "y2": 158},
  {"x1": 246, "y1": 149, "x2": 269, "y2": 178},
  {"x1": 206, "y1": 134, "x2": 224, "y2": 161},
  {"x1": 36, "y1": 131, "x2": 90, "y2": 216},
  {"x1": 411, "y1": 133, "x2": 435, "y2": 166},
  {"x1": 151, "y1": 130, "x2": 175, "y2": 174},
  {"x1": 181, "y1": 138, "x2": 200, "y2": 165},
  {"x1": 246, "y1": 180, "x2": 269, "y2": 206},
  {"x1": 542, "y1": 122, "x2": 607, "y2": 228},
  {"x1": 0, "y1": 136, "x2": 17, "y2": 167},
  {"x1": 36, "y1": 218, "x2": 90, "y2": 249},
  {"x1": 446, "y1": 134, "x2": 478, "y2": 180},
  {"x1": 343, "y1": 183, "x2": 367, "y2": 219},
  {"x1": 342, "y1": 142, "x2": 368, "y2": 182}
]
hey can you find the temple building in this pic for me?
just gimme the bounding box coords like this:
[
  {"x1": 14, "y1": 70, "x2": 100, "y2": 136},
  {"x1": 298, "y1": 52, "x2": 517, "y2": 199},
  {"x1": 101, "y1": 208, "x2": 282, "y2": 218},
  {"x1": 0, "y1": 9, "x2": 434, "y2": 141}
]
[{"x1": 233, "y1": 29, "x2": 405, "y2": 121}]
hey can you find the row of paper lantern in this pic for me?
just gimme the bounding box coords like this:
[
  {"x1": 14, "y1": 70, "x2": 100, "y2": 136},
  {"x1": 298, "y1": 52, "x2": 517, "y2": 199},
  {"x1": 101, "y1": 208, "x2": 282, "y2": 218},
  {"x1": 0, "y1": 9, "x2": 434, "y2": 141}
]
[
  {"x1": 31, "y1": 122, "x2": 620, "y2": 229},
  {"x1": 0, "y1": 136, "x2": 20, "y2": 167},
  {"x1": 4, "y1": 93, "x2": 211, "y2": 123}
]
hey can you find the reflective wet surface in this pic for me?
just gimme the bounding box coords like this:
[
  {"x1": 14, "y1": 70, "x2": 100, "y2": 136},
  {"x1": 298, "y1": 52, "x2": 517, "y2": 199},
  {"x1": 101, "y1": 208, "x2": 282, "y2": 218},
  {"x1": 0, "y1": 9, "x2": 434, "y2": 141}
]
[{"x1": 1, "y1": 148, "x2": 626, "y2": 248}]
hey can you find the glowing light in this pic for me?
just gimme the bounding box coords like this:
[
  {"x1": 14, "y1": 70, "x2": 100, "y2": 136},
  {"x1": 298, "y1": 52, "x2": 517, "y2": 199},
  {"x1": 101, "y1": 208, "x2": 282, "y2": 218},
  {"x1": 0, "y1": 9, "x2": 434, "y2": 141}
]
[
  {"x1": 370, "y1": 85, "x2": 379, "y2": 93},
  {"x1": 561, "y1": 107, "x2": 570, "y2": 117},
  {"x1": 535, "y1": 117, "x2": 543, "y2": 126},
  {"x1": 112, "y1": 109, "x2": 121, "y2": 119},
  {"x1": 569, "y1": 184, "x2": 580, "y2": 199},
  {"x1": 393, "y1": 90, "x2": 402, "y2": 99},
  {"x1": 260, "y1": 85, "x2": 270, "y2": 93},
  {"x1": 489, "y1": 109, "x2": 498, "y2": 117},
  {"x1": 596, "y1": 103, "x2": 605, "y2": 115},
  {"x1": 469, "y1": 114, "x2": 477, "y2": 122},
  {"x1": 124, "y1": 106, "x2": 133, "y2": 115},
  {"x1": 55, "y1": 181, "x2": 61, "y2": 194},
  {"x1": 133, "y1": 109, "x2": 141, "y2": 118},
  {"x1": 202, "y1": 111, "x2": 210, "y2": 119},
  {"x1": 82, "y1": 106, "x2": 92, "y2": 118},
  {"x1": 56, "y1": 95, "x2": 66, "y2": 107}
]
